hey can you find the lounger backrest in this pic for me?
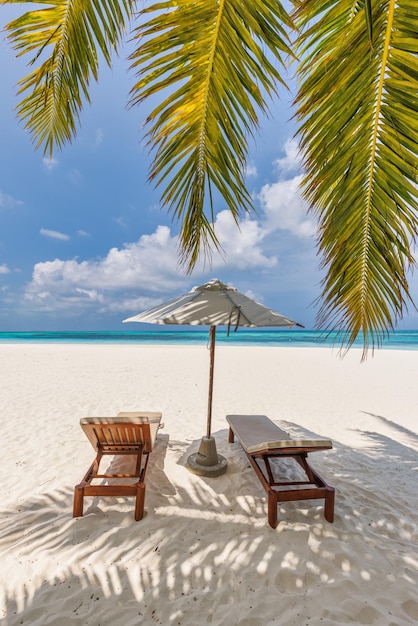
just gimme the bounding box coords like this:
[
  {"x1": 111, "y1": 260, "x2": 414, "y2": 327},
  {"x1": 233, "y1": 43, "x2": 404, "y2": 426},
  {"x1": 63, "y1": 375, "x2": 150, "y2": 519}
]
[
  {"x1": 117, "y1": 412, "x2": 162, "y2": 447},
  {"x1": 80, "y1": 414, "x2": 161, "y2": 453}
]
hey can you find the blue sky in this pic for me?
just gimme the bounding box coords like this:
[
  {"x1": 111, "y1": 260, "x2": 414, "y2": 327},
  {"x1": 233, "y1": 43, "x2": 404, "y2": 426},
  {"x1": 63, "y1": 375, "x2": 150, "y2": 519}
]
[{"x1": 1, "y1": 6, "x2": 417, "y2": 332}]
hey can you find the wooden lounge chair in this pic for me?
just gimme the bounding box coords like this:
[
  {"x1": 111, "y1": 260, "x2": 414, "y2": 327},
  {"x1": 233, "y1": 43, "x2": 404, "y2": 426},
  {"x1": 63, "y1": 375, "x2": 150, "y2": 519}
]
[
  {"x1": 226, "y1": 414, "x2": 335, "y2": 528},
  {"x1": 73, "y1": 412, "x2": 162, "y2": 521}
]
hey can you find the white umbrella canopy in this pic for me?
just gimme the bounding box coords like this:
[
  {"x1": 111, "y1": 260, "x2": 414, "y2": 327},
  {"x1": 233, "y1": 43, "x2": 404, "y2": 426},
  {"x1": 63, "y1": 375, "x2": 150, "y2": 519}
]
[
  {"x1": 123, "y1": 278, "x2": 302, "y2": 476},
  {"x1": 123, "y1": 278, "x2": 299, "y2": 329}
]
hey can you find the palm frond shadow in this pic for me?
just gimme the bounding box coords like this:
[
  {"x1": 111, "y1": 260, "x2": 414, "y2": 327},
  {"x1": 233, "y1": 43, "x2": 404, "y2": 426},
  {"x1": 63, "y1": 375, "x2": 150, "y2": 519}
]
[
  {"x1": 1, "y1": 423, "x2": 418, "y2": 624},
  {"x1": 360, "y1": 411, "x2": 418, "y2": 445}
]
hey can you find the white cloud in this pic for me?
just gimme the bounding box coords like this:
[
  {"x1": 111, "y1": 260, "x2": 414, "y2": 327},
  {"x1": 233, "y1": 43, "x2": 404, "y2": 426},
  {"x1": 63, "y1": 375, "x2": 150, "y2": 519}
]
[
  {"x1": 40, "y1": 228, "x2": 70, "y2": 241},
  {"x1": 258, "y1": 175, "x2": 316, "y2": 238},
  {"x1": 74, "y1": 288, "x2": 104, "y2": 302},
  {"x1": 0, "y1": 190, "x2": 23, "y2": 210},
  {"x1": 68, "y1": 168, "x2": 83, "y2": 185},
  {"x1": 95, "y1": 128, "x2": 104, "y2": 147},
  {"x1": 0, "y1": 264, "x2": 11, "y2": 275},
  {"x1": 210, "y1": 143, "x2": 316, "y2": 266},
  {"x1": 24, "y1": 226, "x2": 186, "y2": 312},
  {"x1": 23, "y1": 217, "x2": 283, "y2": 316},
  {"x1": 245, "y1": 162, "x2": 257, "y2": 177},
  {"x1": 274, "y1": 139, "x2": 302, "y2": 175},
  {"x1": 78, "y1": 230, "x2": 90, "y2": 237},
  {"x1": 211, "y1": 210, "x2": 277, "y2": 270},
  {"x1": 107, "y1": 296, "x2": 164, "y2": 314},
  {"x1": 114, "y1": 216, "x2": 128, "y2": 227},
  {"x1": 42, "y1": 157, "x2": 58, "y2": 171},
  {"x1": 251, "y1": 138, "x2": 316, "y2": 238},
  {"x1": 22, "y1": 139, "x2": 320, "y2": 318}
]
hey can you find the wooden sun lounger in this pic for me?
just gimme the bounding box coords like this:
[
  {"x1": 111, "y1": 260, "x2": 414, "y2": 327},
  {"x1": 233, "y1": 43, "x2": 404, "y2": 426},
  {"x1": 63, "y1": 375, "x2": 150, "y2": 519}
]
[
  {"x1": 226, "y1": 414, "x2": 335, "y2": 528},
  {"x1": 73, "y1": 412, "x2": 162, "y2": 521}
]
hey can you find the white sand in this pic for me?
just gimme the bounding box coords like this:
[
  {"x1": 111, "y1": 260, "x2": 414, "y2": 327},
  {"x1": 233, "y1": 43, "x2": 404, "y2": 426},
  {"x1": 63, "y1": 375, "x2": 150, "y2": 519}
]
[{"x1": 1, "y1": 342, "x2": 418, "y2": 625}]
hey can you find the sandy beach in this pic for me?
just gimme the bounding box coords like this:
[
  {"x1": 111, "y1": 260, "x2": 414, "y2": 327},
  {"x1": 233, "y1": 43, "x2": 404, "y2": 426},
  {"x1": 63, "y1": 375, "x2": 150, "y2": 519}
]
[{"x1": 1, "y1": 342, "x2": 417, "y2": 625}]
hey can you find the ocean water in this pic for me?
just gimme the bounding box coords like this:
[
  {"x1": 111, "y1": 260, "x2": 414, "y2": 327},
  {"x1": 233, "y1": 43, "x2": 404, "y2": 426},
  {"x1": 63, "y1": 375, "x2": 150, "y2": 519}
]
[{"x1": 0, "y1": 329, "x2": 418, "y2": 349}]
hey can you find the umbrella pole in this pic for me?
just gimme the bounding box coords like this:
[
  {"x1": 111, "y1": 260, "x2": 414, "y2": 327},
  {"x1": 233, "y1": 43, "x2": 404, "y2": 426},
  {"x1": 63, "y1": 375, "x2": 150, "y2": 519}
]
[
  {"x1": 186, "y1": 324, "x2": 227, "y2": 477},
  {"x1": 206, "y1": 325, "x2": 216, "y2": 438}
]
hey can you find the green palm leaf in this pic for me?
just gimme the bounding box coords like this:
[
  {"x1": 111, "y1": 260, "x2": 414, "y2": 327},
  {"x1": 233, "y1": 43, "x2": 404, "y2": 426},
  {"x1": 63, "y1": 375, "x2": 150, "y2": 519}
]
[
  {"x1": 293, "y1": 0, "x2": 418, "y2": 355},
  {"x1": 2, "y1": 0, "x2": 134, "y2": 156},
  {"x1": 2, "y1": 0, "x2": 418, "y2": 355},
  {"x1": 129, "y1": 0, "x2": 294, "y2": 269}
]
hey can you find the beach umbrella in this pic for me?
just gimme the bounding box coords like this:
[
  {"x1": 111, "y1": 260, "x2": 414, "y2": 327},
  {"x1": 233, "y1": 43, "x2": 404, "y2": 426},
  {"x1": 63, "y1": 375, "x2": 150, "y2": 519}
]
[{"x1": 123, "y1": 278, "x2": 302, "y2": 476}]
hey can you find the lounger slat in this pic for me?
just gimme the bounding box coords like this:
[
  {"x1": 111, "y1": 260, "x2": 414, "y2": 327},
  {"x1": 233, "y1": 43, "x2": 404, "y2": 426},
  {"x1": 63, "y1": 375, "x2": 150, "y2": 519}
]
[
  {"x1": 119, "y1": 427, "x2": 130, "y2": 444},
  {"x1": 227, "y1": 414, "x2": 335, "y2": 528}
]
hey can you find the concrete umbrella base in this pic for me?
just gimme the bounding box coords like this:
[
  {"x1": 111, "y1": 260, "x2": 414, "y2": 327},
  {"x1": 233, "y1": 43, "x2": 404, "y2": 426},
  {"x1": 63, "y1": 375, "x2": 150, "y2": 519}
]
[{"x1": 186, "y1": 436, "x2": 227, "y2": 477}]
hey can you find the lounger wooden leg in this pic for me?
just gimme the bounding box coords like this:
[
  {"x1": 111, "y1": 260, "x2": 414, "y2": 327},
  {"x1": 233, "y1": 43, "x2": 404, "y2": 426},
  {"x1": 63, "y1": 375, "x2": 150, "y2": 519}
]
[
  {"x1": 267, "y1": 490, "x2": 278, "y2": 529},
  {"x1": 324, "y1": 487, "x2": 335, "y2": 523},
  {"x1": 73, "y1": 485, "x2": 85, "y2": 518},
  {"x1": 135, "y1": 483, "x2": 146, "y2": 521},
  {"x1": 228, "y1": 427, "x2": 235, "y2": 443}
]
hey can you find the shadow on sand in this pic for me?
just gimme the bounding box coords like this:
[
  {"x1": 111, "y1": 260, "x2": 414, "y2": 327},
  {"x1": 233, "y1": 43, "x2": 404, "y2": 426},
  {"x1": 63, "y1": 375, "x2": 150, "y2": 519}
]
[{"x1": 1, "y1": 421, "x2": 418, "y2": 626}]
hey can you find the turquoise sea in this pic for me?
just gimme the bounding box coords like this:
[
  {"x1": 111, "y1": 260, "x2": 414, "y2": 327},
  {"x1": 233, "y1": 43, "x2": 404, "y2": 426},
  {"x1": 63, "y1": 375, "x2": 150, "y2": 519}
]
[{"x1": 1, "y1": 329, "x2": 418, "y2": 349}]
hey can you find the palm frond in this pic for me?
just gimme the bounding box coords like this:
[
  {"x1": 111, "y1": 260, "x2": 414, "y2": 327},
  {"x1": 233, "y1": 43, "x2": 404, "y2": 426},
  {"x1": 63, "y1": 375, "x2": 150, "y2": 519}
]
[
  {"x1": 293, "y1": 0, "x2": 418, "y2": 357},
  {"x1": 129, "y1": 0, "x2": 294, "y2": 271},
  {"x1": 3, "y1": 0, "x2": 134, "y2": 155}
]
